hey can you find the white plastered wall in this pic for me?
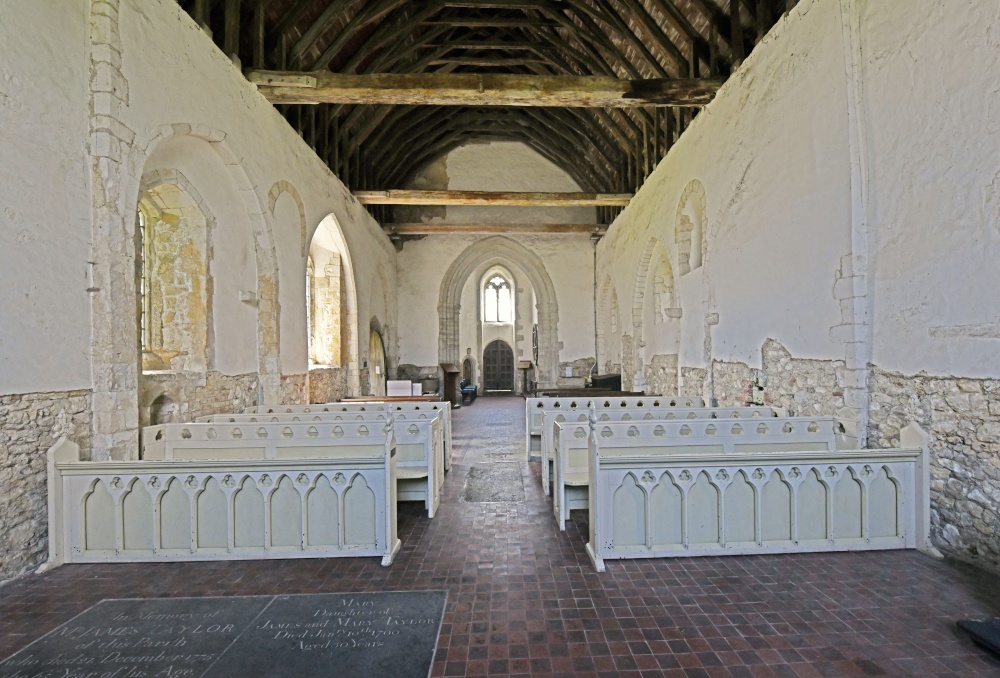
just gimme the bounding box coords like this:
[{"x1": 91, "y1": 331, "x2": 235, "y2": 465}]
[
  {"x1": 0, "y1": 0, "x2": 92, "y2": 395},
  {"x1": 598, "y1": 0, "x2": 852, "y2": 383},
  {"x1": 865, "y1": 2, "x2": 1000, "y2": 378}
]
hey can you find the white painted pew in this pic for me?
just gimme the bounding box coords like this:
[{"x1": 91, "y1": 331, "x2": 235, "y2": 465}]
[
  {"x1": 582, "y1": 419, "x2": 932, "y2": 572},
  {"x1": 549, "y1": 407, "x2": 778, "y2": 529},
  {"x1": 541, "y1": 406, "x2": 777, "y2": 497},
  {"x1": 524, "y1": 395, "x2": 705, "y2": 460},
  {"x1": 194, "y1": 413, "x2": 444, "y2": 518},
  {"x1": 46, "y1": 423, "x2": 401, "y2": 568},
  {"x1": 247, "y1": 402, "x2": 453, "y2": 472}
]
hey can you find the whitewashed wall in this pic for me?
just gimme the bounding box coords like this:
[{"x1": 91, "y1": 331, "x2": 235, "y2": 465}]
[
  {"x1": 0, "y1": 1, "x2": 92, "y2": 395},
  {"x1": 597, "y1": 0, "x2": 852, "y2": 386},
  {"x1": 865, "y1": 2, "x2": 1000, "y2": 378}
]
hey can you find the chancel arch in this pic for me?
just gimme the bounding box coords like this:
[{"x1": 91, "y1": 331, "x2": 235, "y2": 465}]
[{"x1": 439, "y1": 237, "x2": 559, "y2": 390}]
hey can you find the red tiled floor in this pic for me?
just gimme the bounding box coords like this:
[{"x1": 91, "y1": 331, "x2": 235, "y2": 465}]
[{"x1": 1, "y1": 396, "x2": 999, "y2": 676}]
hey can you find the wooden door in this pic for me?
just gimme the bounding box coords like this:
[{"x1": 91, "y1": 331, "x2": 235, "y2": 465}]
[{"x1": 483, "y1": 340, "x2": 514, "y2": 392}]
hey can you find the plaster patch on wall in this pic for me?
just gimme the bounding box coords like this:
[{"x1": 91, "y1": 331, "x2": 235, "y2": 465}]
[
  {"x1": 929, "y1": 322, "x2": 1000, "y2": 340},
  {"x1": 0, "y1": 390, "x2": 91, "y2": 582},
  {"x1": 869, "y1": 366, "x2": 1000, "y2": 573}
]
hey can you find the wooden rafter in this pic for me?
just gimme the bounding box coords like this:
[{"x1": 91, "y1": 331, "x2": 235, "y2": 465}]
[{"x1": 180, "y1": 0, "x2": 785, "y2": 210}]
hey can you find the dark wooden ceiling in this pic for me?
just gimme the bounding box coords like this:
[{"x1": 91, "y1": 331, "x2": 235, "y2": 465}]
[{"x1": 179, "y1": 0, "x2": 794, "y2": 224}]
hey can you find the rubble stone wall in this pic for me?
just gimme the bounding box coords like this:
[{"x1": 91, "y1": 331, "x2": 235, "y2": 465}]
[
  {"x1": 869, "y1": 367, "x2": 1000, "y2": 573},
  {"x1": 0, "y1": 390, "x2": 91, "y2": 582},
  {"x1": 308, "y1": 367, "x2": 348, "y2": 404}
]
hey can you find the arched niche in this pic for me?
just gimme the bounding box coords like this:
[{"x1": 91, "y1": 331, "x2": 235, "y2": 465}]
[
  {"x1": 308, "y1": 213, "x2": 360, "y2": 397},
  {"x1": 138, "y1": 169, "x2": 214, "y2": 374},
  {"x1": 368, "y1": 318, "x2": 387, "y2": 397},
  {"x1": 597, "y1": 276, "x2": 622, "y2": 375},
  {"x1": 675, "y1": 179, "x2": 707, "y2": 275},
  {"x1": 630, "y1": 238, "x2": 679, "y2": 390}
]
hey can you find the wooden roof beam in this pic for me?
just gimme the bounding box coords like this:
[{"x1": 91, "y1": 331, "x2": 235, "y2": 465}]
[
  {"x1": 353, "y1": 190, "x2": 632, "y2": 206},
  {"x1": 249, "y1": 71, "x2": 724, "y2": 107},
  {"x1": 384, "y1": 223, "x2": 607, "y2": 235}
]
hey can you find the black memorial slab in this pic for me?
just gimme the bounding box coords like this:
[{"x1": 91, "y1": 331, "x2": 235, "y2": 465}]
[
  {"x1": 957, "y1": 618, "x2": 1000, "y2": 657},
  {"x1": 220, "y1": 591, "x2": 446, "y2": 678},
  {"x1": 0, "y1": 592, "x2": 446, "y2": 678}
]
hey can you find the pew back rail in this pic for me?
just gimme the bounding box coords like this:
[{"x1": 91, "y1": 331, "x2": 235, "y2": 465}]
[
  {"x1": 158, "y1": 416, "x2": 443, "y2": 518},
  {"x1": 542, "y1": 407, "x2": 778, "y2": 497},
  {"x1": 46, "y1": 439, "x2": 401, "y2": 567},
  {"x1": 525, "y1": 396, "x2": 706, "y2": 460},
  {"x1": 245, "y1": 403, "x2": 453, "y2": 471},
  {"x1": 584, "y1": 421, "x2": 932, "y2": 572}
]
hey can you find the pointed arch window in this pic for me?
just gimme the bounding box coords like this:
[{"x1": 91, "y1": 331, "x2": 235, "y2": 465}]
[{"x1": 484, "y1": 275, "x2": 512, "y2": 323}]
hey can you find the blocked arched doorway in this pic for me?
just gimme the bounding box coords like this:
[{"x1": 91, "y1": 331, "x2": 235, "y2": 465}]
[
  {"x1": 368, "y1": 328, "x2": 387, "y2": 397},
  {"x1": 483, "y1": 339, "x2": 514, "y2": 393}
]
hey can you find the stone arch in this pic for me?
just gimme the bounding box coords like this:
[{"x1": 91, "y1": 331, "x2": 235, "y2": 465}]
[
  {"x1": 124, "y1": 123, "x2": 281, "y2": 409},
  {"x1": 439, "y1": 236, "x2": 560, "y2": 388},
  {"x1": 309, "y1": 213, "x2": 361, "y2": 396},
  {"x1": 631, "y1": 238, "x2": 676, "y2": 391},
  {"x1": 268, "y1": 180, "x2": 307, "y2": 258},
  {"x1": 675, "y1": 179, "x2": 707, "y2": 275},
  {"x1": 631, "y1": 239, "x2": 675, "y2": 340},
  {"x1": 138, "y1": 168, "x2": 216, "y2": 373},
  {"x1": 597, "y1": 276, "x2": 621, "y2": 373}
]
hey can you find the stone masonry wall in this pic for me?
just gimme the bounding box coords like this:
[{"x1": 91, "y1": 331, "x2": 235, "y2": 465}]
[
  {"x1": 709, "y1": 340, "x2": 847, "y2": 417},
  {"x1": 712, "y1": 361, "x2": 754, "y2": 407},
  {"x1": 681, "y1": 367, "x2": 706, "y2": 399},
  {"x1": 869, "y1": 367, "x2": 1000, "y2": 573},
  {"x1": 280, "y1": 374, "x2": 308, "y2": 405},
  {"x1": 759, "y1": 340, "x2": 849, "y2": 418},
  {"x1": 0, "y1": 390, "x2": 92, "y2": 582},
  {"x1": 309, "y1": 367, "x2": 348, "y2": 404},
  {"x1": 139, "y1": 372, "x2": 259, "y2": 425},
  {"x1": 644, "y1": 354, "x2": 679, "y2": 396}
]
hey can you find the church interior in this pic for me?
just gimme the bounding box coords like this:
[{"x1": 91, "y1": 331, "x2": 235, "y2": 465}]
[{"x1": 2, "y1": 0, "x2": 1000, "y2": 675}]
